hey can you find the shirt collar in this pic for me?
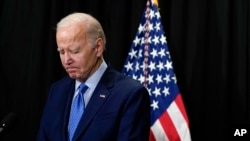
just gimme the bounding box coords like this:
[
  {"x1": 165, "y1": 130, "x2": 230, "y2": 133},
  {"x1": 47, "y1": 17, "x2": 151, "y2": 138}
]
[{"x1": 75, "y1": 59, "x2": 107, "y2": 90}]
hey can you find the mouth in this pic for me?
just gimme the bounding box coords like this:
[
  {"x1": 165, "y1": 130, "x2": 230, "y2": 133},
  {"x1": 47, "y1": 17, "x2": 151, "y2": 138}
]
[{"x1": 66, "y1": 67, "x2": 78, "y2": 73}]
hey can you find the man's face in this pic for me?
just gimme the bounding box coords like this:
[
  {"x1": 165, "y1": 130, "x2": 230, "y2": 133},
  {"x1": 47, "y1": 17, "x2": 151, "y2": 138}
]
[{"x1": 56, "y1": 24, "x2": 99, "y2": 82}]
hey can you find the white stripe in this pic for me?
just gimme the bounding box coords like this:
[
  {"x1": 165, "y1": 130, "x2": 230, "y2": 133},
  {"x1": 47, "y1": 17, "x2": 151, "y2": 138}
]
[
  {"x1": 167, "y1": 101, "x2": 192, "y2": 141},
  {"x1": 151, "y1": 119, "x2": 169, "y2": 141}
]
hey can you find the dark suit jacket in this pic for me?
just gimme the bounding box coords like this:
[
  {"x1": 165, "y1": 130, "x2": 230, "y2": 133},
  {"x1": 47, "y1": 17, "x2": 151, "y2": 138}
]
[{"x1": 37, "y1": 66, "x2": 150, "y2": 141}]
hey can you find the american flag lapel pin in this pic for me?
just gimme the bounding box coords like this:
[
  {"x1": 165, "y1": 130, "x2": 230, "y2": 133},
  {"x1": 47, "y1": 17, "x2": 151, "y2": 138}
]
[{"x1": 99, "y1": 94, "x2": 106, "y2": 98}]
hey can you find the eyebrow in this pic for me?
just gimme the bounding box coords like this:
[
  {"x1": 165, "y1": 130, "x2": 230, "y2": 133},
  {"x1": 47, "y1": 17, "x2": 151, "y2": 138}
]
[{"x1": 57, "y1": 46, "x2": 81, "y2": 51}]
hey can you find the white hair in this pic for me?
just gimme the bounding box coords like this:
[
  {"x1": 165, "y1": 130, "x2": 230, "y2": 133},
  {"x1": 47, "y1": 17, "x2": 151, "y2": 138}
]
[{"x1": 56, "y1": 12, "x2": 106, "y2": 46}]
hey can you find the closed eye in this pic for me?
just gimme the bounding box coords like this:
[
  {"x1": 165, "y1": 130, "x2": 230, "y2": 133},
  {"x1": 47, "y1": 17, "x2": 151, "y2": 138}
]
[
  {"x1": 57, "y1": 49, "x2": 65, "y2": 55},
  {"x1": 70, "y1": 49, "x2": 80, "y2": 54}
]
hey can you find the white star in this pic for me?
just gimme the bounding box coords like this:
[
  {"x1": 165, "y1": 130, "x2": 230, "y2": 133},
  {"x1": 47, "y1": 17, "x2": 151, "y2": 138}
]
[
  {"x1": 156, "y1": 74, "x2": 163, "y2": 84},
  {"x1": 151, "y1": 100, "x2": 159, "y2": 110},
  {"x1": 132, "y1": 74, "x2": 138, "y2": 80},
  {"x1": 148, "y1": 36, "x2": 152, "y2": 44},
  {"x1": 133, "y1": 36, "x2": 141, "y2": 47},
  {"x1": 147, "y1": 74, "x2": 154, "y2": 84},
  {"x1": 172, "y1": 74, "x2": 177, "y2": 83},
  {"x1": 163, "y1": 74, "x2": 171, "y2": 84},
  {"x1": 135, "y1": 62, "x2": 140, "y2": 72},
  {"x1": 152, "y1": 35, "x2": 159, "y2": 45},
  {"x1": 128, "y1": 49, "x2": 137, "y2": 59},
  {"x1": 140, "y1": 37, "x2": 145, "y2": 46},
  {"x1": 138, "y1": 74, "x2": 145, "y2": 84},
  {"x1": 155, "y1": 11, "x2": 160, "y2": 19},
  {"x1": 166, "y1": 51, "x2": 170, "y2": 58},
  {"x1": 165, "y1": 60, "x2": 173, "y2": 71},
  {"x1": 150, "y1": 48, "x2": 158, "y2": 59},
  {"x1": 147, "y1": 87, "x2": 152, "y2": 96},
  {"x1": 138, "y1": 24, "x2": 144, "y2": 34},
  {"x1": 158, "y1": 48, "x2": 166, "y2": 58},
  {"x1": 148, "y1": 61, "x2": 156, "y2": 72},
  {"x1": 162, "y1": 87, "x2": 170, "y2": 97},
  {"x1": 156, "y1": 61, "x2": 164, "y2": 71},
  {"x1": 140, "y1": 62, "x2": 146, "y2": 70},
  {"x1": 149, "y1": 9, "x2": 155, "y2": 19},
  {"x1": 152, "y1": 87, "x2": 161, "y2": 98},
  {"x1": 124, "y1": 61, "x2": 133, "y2": 72},
  {"x1": 148, "y1": 22, "x2": 154, "y2": 32},
  {"x1": 155, "y1": 22, "x2": 161, "y2": 32},
  {"x1": 142, "y1": 36, "x2": 152, "y2": 45},
  {"x1": 160, "y1": 34, "x2": 167, "y2": 45},
  {"x1": 138, "y1": 49, "x2": 143, "y2": 58}
]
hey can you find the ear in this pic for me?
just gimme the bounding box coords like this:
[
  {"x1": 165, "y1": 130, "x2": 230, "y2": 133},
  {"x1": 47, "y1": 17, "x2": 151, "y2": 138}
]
[{"x1": 95, "y1": 38, "x2": 104, "y2": 57}]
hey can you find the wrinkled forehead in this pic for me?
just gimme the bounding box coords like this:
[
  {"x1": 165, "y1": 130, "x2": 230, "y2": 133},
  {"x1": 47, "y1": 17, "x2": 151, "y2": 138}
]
[{"x1": 56, "y1": 24, "x2": 88, "y2": 46}]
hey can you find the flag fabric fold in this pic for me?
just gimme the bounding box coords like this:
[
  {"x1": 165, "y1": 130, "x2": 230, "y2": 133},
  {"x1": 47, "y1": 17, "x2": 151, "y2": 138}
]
[{"x1": 122, "y1": 0, "x2": 191, "y2": 140}]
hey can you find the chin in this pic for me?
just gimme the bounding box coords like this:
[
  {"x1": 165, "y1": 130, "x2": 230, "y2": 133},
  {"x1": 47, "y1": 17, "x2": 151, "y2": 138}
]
[
  {"x1": 68, "y1": 73, "x2": 77, "y2": 79},
  {"x1": 68, "y1": 74, "x2": 82, "y2": 81}
]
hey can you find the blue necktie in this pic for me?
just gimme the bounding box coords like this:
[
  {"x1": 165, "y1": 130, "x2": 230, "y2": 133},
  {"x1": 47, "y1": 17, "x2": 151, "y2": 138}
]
[{"x1": 68, "y1": 83, "x2": 88, "y2": 141}]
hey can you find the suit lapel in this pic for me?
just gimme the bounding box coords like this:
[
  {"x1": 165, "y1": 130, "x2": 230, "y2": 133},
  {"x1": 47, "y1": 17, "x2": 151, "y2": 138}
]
[
  {"x1": 73, "y1": 66, "x2": 115, "y2": 140},
  {"x1": 61, "y1": 78, "x2": 76, "y2": 141}
]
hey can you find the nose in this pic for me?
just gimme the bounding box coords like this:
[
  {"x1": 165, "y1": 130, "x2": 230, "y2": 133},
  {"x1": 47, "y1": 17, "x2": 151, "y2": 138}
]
[{"x1": 62, "y1": 52, "x2": 73, "y2": 65}]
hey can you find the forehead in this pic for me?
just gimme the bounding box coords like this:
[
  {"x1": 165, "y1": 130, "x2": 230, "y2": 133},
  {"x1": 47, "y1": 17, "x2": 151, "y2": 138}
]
[{"x1": 56, "y1": 24, "x2": 87, "y2": 44}]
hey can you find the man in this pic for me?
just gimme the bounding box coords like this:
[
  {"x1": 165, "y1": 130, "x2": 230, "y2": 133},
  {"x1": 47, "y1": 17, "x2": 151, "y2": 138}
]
[{"x1": 37, "y1": 12, "x2": 150, "y2": 141}]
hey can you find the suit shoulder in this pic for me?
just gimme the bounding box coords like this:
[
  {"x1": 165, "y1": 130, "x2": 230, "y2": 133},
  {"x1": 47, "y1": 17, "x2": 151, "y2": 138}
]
[
  {"x1": 51, "y1": 76, "x2": 74, "y2": 88},
  {"x1": 111, "y1": 70, "x2": 144, "y2": 88}
]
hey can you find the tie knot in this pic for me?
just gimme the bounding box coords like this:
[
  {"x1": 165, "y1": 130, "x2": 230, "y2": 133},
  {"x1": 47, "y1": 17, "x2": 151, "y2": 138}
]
[{"x1": 79, "y1": 83, "x2": 88, "y2": 94}]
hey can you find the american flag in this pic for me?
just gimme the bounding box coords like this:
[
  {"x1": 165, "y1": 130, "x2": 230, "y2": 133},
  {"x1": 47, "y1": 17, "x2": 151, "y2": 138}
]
[{"x1": 122, "y1": 0, "x2": 191, "y2": 140}]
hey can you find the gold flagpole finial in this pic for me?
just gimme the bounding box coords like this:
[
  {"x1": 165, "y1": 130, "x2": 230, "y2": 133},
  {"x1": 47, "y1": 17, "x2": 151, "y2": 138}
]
[{"x1": 152, "y1": 0, "x2": 159, "y2": 7}]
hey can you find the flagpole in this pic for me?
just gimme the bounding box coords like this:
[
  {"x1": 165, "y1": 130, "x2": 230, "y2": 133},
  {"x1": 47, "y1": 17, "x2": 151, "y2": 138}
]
[{"x1": 143, "y1": 0, "x2": 151, "y2": 88}]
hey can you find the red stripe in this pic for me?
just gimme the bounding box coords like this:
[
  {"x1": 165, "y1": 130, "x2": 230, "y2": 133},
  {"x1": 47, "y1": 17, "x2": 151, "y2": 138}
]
[
  {"x1": 159, "y1": 111, "x2": 181, "y2": 141},
  {"x1": 175, "y1": 94, "x2": 190, "y2": 127},
  {"x1": 149, "y1": 129, "x2": 156, "y2": 141}
]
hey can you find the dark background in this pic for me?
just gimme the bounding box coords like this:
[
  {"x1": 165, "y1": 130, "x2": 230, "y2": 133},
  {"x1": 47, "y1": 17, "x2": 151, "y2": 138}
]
[{"x1": 1, "y1": 0, "x2": 250, "y2": 140}]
